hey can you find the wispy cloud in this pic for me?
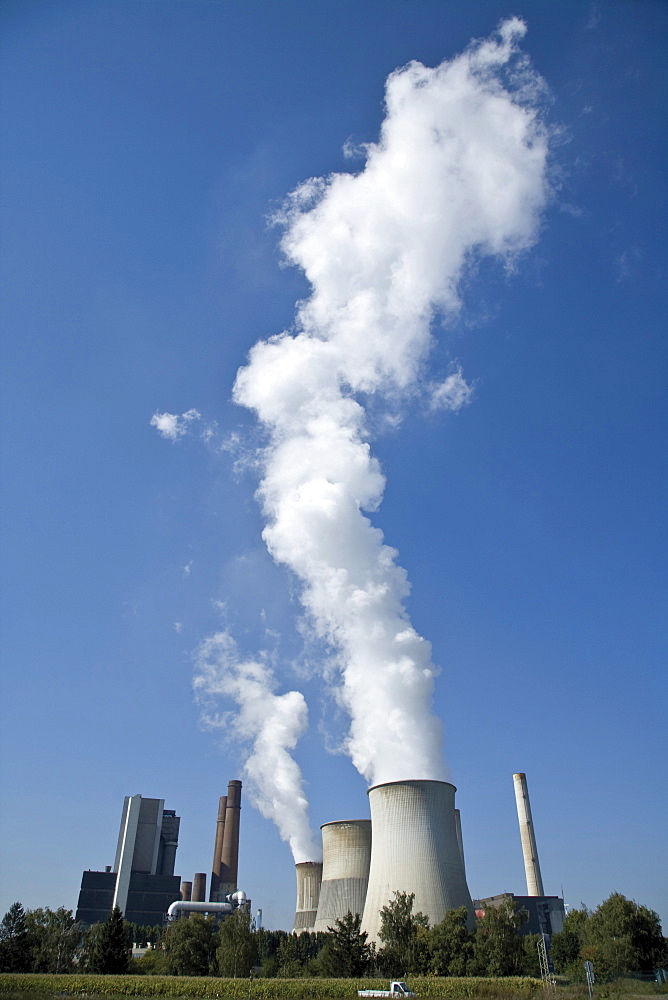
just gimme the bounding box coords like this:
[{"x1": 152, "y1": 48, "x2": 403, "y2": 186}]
[
  {"x1": 150, "y1": 408, "x2": 201, "y2": 441},
  {"x1": 429, "y1": 366, "x2": 474, "y2": 412}
]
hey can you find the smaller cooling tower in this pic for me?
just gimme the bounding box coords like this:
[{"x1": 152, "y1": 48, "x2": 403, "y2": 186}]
[
  {"x1": 292, "y1": 861, "x2": 323, "y2": 933},
  {"x1": 513, "y1": 772, "x2": 544, "y2": 896},
  {"x1": 361, "y1": 780, "x2": 474, "y2": 943},
  {"x1": 314, "y1": 820, "x2": 372, "y2": 932}
]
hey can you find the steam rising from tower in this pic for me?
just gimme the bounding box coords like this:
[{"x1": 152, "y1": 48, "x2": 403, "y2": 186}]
[
  {"x1": 188, "y1": 18, "x2": 551, "y2": 862},
  {"x1": 233, "y1": 18, "x2": 550, "y2": 790}
]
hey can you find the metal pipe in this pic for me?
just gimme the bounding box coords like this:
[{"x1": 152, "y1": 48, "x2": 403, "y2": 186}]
[
  {"x1": 168, "y1": 900, "x2": 232, "y2": 919},
  {"x1": 513, "y1": 772, "x2": 544, "y2": 896}
]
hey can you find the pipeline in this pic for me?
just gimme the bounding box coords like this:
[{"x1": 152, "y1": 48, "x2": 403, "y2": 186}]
[{"x1": 167, "y1": 890, "x2": 247, "y2": 920}]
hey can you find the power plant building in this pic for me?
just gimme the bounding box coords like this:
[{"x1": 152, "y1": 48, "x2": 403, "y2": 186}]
[
  {"x1": 75, "y1": 795, "x2": 181, "y2": 926},
  {"x1": 474, "y1": 893, "x2": 565, "y2": 937}
]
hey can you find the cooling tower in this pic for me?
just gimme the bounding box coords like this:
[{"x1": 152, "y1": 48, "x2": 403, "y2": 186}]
[
  {"x1": 292, "y1": 861, "x2": 323, "y2": 933},
  {"x1": 454, "y1": 808, "x2": 466, "y2": 876},
  {"x1": 314, "y1": 820, "x2": 372, "y2": 932},
  {"x1": 361, "y1": 780, "x2": 474, "y2": 943},
  {"x1": 513, "y1": 772, "x2": 544, "y2": 896}
]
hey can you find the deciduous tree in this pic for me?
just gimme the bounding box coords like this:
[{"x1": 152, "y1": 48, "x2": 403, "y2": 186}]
[
  {"x1": 378, "y1": 891, "x2": 429, "y2": 975},
  {"x1": 25, "y1": 907, "x2": 82, "y2": 973},
  {"x1": 161, "y1": 913, "x2": 217, "y2": 976},
  {"x1": 217, "y1": 907, "x2": 258, "y2": 977},
  {"x1": 429, "y1": 906, "x2": 473, "y2": 976},
  {"x1": 470, "y1": 900, "x2": 526, "y2": 976}
]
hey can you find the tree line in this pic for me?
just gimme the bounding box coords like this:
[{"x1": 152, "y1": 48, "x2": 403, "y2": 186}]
[{"x1": 1, "y1": 892, "x2": 665, "y2": 979}]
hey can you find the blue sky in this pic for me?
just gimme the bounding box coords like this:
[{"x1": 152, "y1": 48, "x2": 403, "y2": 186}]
[{"x1": 1, "y1": 0, "x2": 666, "y2": 933}]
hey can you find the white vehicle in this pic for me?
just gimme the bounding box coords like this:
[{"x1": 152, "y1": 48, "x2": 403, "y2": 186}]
[{"x1": 358, "y1": 982, "x2": 416, "y2": 997}]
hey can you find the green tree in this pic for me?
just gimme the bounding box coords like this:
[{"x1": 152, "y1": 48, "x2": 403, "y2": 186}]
[
  {"x1": 378, "y1": 891, "x2": 430, "y2": 975},
  {"x1": 585, "y1": 894, "x2": 666, "y2": 976},
  {"x1": 471, "y1": 900, "x2": 526, "y2": 976},
  {"x1": 429, "y1": 906, "x2": 473, "y2": 976},
  {"x1": 25, "y1": 907, "x2": 82, "y2": 973},
  {"x1": 551, "y1": 906, "x2": 590, "y2": 973},
  {"x1": 319, "y1": 911, "x2": 371, "y2": 977},
  {"x1": 86, "y1": 906, "x2": 131, "y2": 974},
  {"x1": 0, "y1": 902, "x2": 31, "y2": 972},
  {"x1": 217, "y1": 907, "x2": 258, "y2": 977},
  {"x1": 521, "y1": 933, "x2": 543, "y2": 977},
  {"x1": 161, "y1": 913, "x2": 217, "y2": 976}
]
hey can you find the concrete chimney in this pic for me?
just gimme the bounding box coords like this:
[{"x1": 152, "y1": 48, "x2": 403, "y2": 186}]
[
  {"x1": 192, "y1": 872, "x2": 207, "y2": 902},
  {"x1": 292, "y1": 861, "x2": 323, "y2": 933},
  {"x1": 210, "y1": 794, "x2": 227, "y2": 901},
  {"x1": 314, "y1": 820, "x2": 371, "y2": 932},
  {"x1": 180, "y1": 881, "x2": 192, "y2": 901},
  {"x1": 220, "y1": 780, "x2": 242, "y2": 896},
  {"x1": 513, "y1": 772, "x2": 544, "y2": 896},
  {"x1": 361, "y1": 780, "x2": 474, "y2": 943}
]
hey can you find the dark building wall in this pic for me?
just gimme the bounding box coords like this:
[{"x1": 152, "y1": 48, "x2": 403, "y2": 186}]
[
  {"x1": 76, "y1": 871, "x2": 117, "y2": 925},
  {"x1": 124, "y1": 873, "x2": 182, "y2": 925},
  {"x1": 75, "y1": 870, "x2": 181, "y2": 926}
]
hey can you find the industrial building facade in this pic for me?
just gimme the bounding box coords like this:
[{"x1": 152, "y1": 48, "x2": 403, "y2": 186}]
[{"x1": 75, "y1": 795, "x2": 181, "y2": 926}]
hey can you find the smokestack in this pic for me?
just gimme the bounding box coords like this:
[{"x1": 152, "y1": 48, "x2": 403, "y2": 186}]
[
  {"x1": 513, "y1": 772, "x2": 544, "y2": 896},
  {"x1": 180, "y1": 881, "x2": 192, "y2": 901},
  {"x1": 210, "y1": 794, "x2": 227, "y2": 901},
  {"x1": 293, "y1": 861, "x2": 323, "y2": 933},
  {"x1": 219, "y1": 780, "x2": 242, "y2": 895},
  {"x1": 314, "y1": 820, "x2": 372, "y2": 932},
  {"x1": 361, "y1": 780, "x2": 474, "y2": 943},
  {"x1": 192, "y1": 872, "x2": 207, "y2": 902}
]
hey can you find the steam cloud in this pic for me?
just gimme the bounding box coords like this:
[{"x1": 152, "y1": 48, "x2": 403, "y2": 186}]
[
  {"x1": 195, "y1": 631, "x2": 321, "y2": 862},
  {"x1": 180, "y1": 19, "x2": 551, "y2": 861},
  {"x1": 232, "y1": 19, "x2": 550, "y2": 788}
]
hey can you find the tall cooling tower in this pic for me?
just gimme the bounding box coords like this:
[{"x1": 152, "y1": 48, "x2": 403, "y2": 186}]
[
  {"x1": 314, "y1": 820, "x2": 372, "y2": 932},
  {"x1": 513, "y1": 772, "x2": 544, "y2": 896},
  {"x1": 292, "y1": 861, "x2": 323, "y2": 933},
  {"x1": 361, "y1": 780, "x2": 474, "y2": 942}
]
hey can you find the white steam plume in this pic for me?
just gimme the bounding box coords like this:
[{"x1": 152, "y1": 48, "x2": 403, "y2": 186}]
[
  {"x1": 232, "y1": 19, "x2": 551, "y2": 788},
  {"x1": 194, "y1": 631, "x2": 320, "y2": 862}
]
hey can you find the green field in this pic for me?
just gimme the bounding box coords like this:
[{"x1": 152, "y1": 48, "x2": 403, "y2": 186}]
[{"x1": 1, "y1": 975, "x2": 666, "y2": 1000}]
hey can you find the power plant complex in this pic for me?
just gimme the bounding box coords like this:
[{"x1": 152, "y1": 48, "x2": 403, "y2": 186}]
[{"x1": 76, "y1": 771, "x2": 563, "y2": 937}]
